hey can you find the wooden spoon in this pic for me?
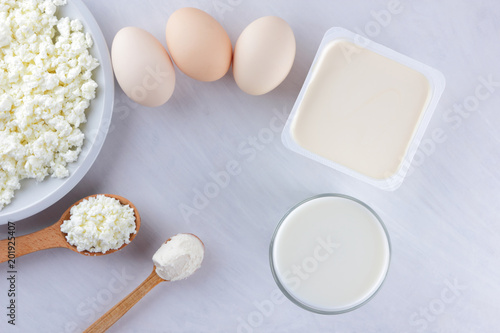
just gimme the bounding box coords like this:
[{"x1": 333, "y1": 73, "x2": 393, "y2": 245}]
[
  {"x1": 84, "y1": 234, "x2": 204, "y2": 333},
  {"x1": 84, "y1": 266, "x2": 163, "y2": 333},
  {"x1": 0, "y1": 194, "x2": 140, "y2": 263}
]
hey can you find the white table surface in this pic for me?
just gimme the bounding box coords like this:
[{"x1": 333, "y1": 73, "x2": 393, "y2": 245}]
[{"x1": 1, "y1": 0, "x2": 500, "y2": 332}]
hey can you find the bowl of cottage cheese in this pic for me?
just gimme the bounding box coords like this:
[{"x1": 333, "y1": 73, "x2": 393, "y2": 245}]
[{"x1": 0, "y1": 0, "x2": 114, "y2": 223}]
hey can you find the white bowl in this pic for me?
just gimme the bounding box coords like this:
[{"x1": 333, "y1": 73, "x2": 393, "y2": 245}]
[{"x1": 0, "y1": 0, "x2": 114, "y2": 223}]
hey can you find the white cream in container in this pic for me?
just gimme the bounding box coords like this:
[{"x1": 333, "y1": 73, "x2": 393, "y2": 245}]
[{"x1": 282, "y1": 28, "x2": 446, "y2": 190}]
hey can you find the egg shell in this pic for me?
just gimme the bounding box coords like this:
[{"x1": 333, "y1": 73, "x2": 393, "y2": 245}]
[
  {"x1": 165, "y1": 7, "x2": 232, "y2": 82},
  {"x1": 112, "y1": 27, "x2": 175, "y2": 107},
  {"x1": 233, "y1": 16, "x2": 296, "y2": 95}
]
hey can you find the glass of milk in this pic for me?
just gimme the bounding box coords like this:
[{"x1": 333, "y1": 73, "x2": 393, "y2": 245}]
[{"x1": 269, "y1": 194, "x2": 391, "y2": 314}]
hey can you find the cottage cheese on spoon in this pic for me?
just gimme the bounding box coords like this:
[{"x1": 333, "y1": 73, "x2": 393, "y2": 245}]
[{"x1": 60, "y1": 195, "x2": 136, "y2": 253}]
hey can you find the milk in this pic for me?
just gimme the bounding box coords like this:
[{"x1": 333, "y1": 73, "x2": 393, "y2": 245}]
[{"x1": 271, "y1": 195, "x2": 390, "y2": 313}]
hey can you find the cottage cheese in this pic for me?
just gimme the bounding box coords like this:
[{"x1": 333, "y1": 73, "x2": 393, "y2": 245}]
[
  {"x1": 0, "y1": 0, "x2": 99, "y2": 210},
  {"x1": 60, "y1": 195, "x2": 137, "y2": 253}
]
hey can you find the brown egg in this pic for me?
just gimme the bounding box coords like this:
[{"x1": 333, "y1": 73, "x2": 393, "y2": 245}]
[
  {"x1": 233, "y1": 16, "x2": 295, "y2": 95},
  {"x1": 112, "y1": 27, "x2": 176, "y2": 107},
  {"x1": 165, "y1": 7, "x2": 232, "y2": 82}
]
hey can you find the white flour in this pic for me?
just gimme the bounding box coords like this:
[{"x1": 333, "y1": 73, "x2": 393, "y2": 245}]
[{"x1": 153, "y1": 233, "x2": 204, "y2": 281}]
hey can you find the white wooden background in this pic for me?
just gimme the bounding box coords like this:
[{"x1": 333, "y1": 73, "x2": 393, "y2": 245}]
[{"x1": 1, "y1": 0, "x2": 499, "y2": 332}]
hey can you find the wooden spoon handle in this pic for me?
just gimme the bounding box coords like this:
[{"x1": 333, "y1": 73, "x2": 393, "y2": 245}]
[
  {"x1": 84, "y1": 268, "x2": 164, "y2": 333},
  {"x1": 0, "y1": 222, "x2": 68, "y2": 263}
]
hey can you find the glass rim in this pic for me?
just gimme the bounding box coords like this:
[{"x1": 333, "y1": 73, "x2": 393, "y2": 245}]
[{"x1": 269, "y1": 193, "x2": 392, "y2": 315}]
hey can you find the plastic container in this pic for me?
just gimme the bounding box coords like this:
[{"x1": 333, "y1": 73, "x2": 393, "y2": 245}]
[{"x1": 282, "y1": 27, "x2": 446, "y2": 190}]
